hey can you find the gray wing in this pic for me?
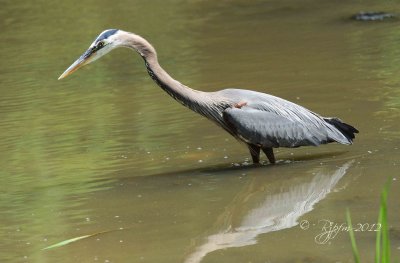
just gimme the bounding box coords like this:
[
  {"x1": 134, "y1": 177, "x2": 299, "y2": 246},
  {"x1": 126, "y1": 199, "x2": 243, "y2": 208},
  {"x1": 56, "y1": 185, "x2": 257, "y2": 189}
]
[{"x1": 220, "y1": 89, "x2": 350, "y2": 148}]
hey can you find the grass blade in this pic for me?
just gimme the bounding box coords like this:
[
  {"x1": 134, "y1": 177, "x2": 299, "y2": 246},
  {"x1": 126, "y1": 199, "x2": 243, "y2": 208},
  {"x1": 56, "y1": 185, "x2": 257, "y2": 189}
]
[
  {"x1": 42, "y1": 234, "x2": 92, "y2": 250},
  {"x1": 380, "y1": 183, "x2": 390, "y2": 263},
  {"x1": 42, "y1": 228, "x2": 119, "y2": 250},
  {"x1": 375, "y1": 181, "x2": 391, "y2": 263},
  {"x1": 376, "y1": 203, "x2": 383, "y2": 263},
  {"x1": 347, "y1": 209, "x2": 361, "y2": 263}
]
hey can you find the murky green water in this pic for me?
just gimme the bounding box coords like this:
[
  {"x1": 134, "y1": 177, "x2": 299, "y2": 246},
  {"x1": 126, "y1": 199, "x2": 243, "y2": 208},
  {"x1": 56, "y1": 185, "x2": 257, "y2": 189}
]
[{"x1": 1, "y1": 0, "x2": 399, "y2": 262}]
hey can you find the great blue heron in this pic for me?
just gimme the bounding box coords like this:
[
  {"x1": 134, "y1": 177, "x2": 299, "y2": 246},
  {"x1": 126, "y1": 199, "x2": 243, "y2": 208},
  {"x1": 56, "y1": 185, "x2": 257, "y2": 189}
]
[{"x1": 59, "y1": 29, "x2": 358, "y2": 164}]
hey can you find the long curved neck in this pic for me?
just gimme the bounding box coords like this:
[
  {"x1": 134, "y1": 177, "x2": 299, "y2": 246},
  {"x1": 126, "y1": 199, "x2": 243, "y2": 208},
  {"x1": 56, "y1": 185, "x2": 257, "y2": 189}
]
[
  {"x1": 144, "y1": 54, "x2": 197, "y2": 107},
  {"x1": 122, "y1": 32, "x2": 212, "y2": 112}
]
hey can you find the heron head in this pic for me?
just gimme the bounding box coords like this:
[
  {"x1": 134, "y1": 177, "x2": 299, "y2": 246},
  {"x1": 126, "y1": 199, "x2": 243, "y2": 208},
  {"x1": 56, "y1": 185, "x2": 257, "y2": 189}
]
[{"x1": 58, "y1": 29, "x2": 123, "y2": 79}]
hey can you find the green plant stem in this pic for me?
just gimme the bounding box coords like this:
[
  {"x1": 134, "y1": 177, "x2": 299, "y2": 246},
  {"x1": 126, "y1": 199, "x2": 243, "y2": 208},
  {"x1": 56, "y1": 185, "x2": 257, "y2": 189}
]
[{"x1": 347, "y1": 209, "x2": 361, "y2": 263}]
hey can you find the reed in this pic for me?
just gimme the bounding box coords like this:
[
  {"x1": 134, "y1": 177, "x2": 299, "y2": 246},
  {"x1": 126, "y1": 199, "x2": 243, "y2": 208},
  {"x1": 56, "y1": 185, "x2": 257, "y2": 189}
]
[{"x1": 346, "y1": 182, "x2": 391, "y2": 263}]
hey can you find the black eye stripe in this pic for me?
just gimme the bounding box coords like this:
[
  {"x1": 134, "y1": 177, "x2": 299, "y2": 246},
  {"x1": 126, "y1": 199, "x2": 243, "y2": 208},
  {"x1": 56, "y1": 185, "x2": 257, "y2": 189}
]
[
  {"x1": 83, "y1": 41, "x2": 106, "y2": 59},
  {"x1": 91, "y1": 42, "x2": 105, "y2": 53}
]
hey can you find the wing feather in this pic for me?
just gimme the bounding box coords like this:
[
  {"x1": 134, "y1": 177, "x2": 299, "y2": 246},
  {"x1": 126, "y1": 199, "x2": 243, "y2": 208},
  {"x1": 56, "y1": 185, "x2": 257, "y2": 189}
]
[{"x1": 219, "y1": 89, "x2": 351, "y2": 147}]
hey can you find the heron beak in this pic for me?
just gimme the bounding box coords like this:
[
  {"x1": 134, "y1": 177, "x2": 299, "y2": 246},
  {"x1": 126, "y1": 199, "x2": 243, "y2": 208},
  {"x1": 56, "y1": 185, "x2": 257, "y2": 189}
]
[{"x1": 58, "y1": 49, "x2": 93, "y2": 80}]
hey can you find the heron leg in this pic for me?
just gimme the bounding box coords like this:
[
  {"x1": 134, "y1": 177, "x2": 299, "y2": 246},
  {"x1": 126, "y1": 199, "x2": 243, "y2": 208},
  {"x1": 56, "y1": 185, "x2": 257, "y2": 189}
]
[
  {"x1": 262, "y1": 147, "x2": 276, "y2": 164},
  {"x1": 247, "y1": 144, "x2": 261, "y2": 164}
]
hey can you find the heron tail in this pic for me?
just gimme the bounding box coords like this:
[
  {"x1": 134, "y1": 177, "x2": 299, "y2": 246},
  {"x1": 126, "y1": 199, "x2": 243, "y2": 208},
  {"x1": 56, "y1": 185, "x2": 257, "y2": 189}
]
[{"x1": 324, "y1": 117, "x2": 359, "y2": 143}]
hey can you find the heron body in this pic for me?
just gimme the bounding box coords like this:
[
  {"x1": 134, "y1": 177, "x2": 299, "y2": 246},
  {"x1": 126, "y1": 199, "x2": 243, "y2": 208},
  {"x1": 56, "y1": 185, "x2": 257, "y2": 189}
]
[{"x1": 59, "y1": 29, "x2": 358, "y2": 164}]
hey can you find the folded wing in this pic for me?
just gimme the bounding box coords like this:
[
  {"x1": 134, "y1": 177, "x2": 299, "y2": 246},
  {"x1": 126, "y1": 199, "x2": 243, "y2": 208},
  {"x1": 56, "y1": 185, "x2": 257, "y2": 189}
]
[{"x1": 221, "y1": 93, "x2": 352, "y2": 148}]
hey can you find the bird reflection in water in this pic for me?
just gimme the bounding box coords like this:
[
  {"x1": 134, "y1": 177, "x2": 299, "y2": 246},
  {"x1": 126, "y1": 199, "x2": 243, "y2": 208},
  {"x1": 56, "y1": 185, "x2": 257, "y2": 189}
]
[{"x1": 184, "y1": 160, "x2": 354, "y2": 263}]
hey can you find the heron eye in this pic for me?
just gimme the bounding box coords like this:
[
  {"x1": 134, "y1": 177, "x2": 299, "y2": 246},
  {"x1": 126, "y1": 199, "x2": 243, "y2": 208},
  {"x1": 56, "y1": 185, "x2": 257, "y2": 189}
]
[{"x1": 97, "y1": 41, "x2": 104, "y2": 49}]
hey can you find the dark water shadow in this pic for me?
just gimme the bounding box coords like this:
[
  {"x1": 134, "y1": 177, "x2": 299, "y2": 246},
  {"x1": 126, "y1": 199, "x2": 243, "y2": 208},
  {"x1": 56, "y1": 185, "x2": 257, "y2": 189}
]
[{"x1": 106, "y1": 150, "x2": 351, "y2": 183}]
